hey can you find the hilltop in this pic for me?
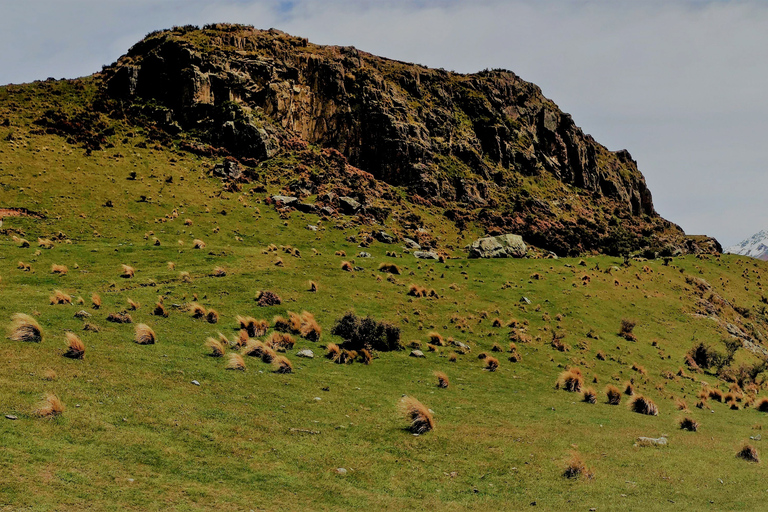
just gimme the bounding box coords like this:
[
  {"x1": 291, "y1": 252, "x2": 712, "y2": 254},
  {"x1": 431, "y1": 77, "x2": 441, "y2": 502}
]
[{"x1": 1, "y1": 24, "x2": 764, "y2": 512}]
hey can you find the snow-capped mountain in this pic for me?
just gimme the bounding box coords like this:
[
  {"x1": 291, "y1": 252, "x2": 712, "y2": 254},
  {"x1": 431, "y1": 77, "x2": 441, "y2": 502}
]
[{"x1": 725, "y1": 230, "x2": 768, "y2": 260}]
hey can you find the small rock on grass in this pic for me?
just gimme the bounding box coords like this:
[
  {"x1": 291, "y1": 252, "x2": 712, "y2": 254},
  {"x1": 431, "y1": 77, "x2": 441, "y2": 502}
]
[
  {"x1": 191, "y1": 380, "x2": 200, "y2": 386},
  {"x1": 5, "y1": 415, "x2": 17, "y2": 420},
  {"x1": 336, "y1": 468, "x2": 347, "y2": 475}
]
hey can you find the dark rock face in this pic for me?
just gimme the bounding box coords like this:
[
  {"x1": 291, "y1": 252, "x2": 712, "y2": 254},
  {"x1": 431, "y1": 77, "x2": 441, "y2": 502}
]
[{"x1": 99, "y1": 24, "x2": 718, "y2": 256}]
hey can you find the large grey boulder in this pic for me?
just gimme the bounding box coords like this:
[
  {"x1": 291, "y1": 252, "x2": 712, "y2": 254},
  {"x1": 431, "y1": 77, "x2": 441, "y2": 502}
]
[
  {"x1": 414, "y1": 251, "x2": 439, "y2": 260},
  {"x1": 467, "y1": 234, "x2": 526, "y2": 259},
  {"x1": 338, "y1": 196, "x2": 361, "y2": 214}
]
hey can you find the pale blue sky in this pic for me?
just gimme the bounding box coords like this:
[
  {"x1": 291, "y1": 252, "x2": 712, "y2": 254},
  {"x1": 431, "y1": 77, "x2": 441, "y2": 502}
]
[{"x1": 1, "y1": 0, "x2": 766, "y2": 247}]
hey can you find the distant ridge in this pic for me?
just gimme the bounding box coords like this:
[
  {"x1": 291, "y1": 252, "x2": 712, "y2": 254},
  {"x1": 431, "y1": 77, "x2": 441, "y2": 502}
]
[{"x1": 725, "y1": 230, "x2": 768, "y2": 260}]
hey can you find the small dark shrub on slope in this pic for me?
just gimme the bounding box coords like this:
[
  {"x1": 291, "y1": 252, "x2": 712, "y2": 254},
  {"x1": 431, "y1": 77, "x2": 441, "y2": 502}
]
[{"x1": 331, "y1": 312, "x2": 401, "y2": 352}]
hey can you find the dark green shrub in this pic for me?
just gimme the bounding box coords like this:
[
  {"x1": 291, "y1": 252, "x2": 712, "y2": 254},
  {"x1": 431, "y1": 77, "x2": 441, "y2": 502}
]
[{"x1": 331, "y1": 312, "x2": 401, "y2": 352}]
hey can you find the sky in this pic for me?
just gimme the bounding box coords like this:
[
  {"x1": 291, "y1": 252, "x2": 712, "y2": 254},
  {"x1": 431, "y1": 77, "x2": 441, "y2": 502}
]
[{"x1": 1, "y1": 0, "x2": 766, "y2": 247}]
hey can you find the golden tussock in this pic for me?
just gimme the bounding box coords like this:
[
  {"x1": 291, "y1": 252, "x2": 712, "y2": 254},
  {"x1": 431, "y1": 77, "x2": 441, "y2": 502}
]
[
  {"x1": 34, "y1": 393, "x2": 64, "y2": 417},
  {"x1": 236, "y1": 330, "x2": 249, "y2": 348},
  {"x1": 17, "y1": 261, "x2": 31, "y2": 271},
  {"x1": 555, "y1": 368, "x2": 584, "y2": 392},
  {"x1": 127, "y1": 299, "x2": 140, "y2": 311},
  {"x1": 205, "y1": 337, "x2": 226, "y2": 357},
  {"x1": 134, "y1": 324, "x2": 156, "y2": 345},
  {"x1": 335, "y1": 250, "x2": 346, "y2": 257},
  {"x1": 491, "y1": 342, "x2": 503, "y2": 352},
  {"x1": 184, "y1": 218, "x2": 193, "y2": 226},
  {"x1": 42, "y1": 369, "x2": 57, "y2": 381},
  {"x1": 206, "y1": 309, "x2": 219, "y2": 324},
  {"x1": 675, "y1": 398, "x2": 689, "y2": 411},
  {"x1": 212, "y1": 266, "x2": 226, "y2": 277},
  {"x1": 237, "y1": 315, "x2": 268, "y2": 337},
  {"x1": 153, "y1": 302, "x2": 169, "y2": 318},
  {"x1": 260, "y1": 345, "x2": 277, "y2": 363},
  {"x1": 631, "y1": 363, "x2": 647, "y2": 375},
  {"x1": 226, "y1": 353, "x2": 246, "y2": 371},
  {"x1": 624, "y1": 382, "x2": 635, "y2": 396},
  {"x1": 484, "y1": 356, "x2": 499, "y2": 372},
  {"x1": 51, "y1": 264, "x2": 68, "y2": 275},
  {"x1": 605, "y1": 385, "x2": 622, "y2": 405},
  {"x1": 340, "y1": 261, "x2": 353, "y2": 272},
  {"x1": 378, "y1": 262, "x2": 401, "y2": 275},
  {"x1": 38, "y1": 238, "x2": 54, "y2": 249},
  {"x1": 563, "y1": 453, "x2": 594, "y2": 480},
  {"x1": 274, "y1": 257, "x2": 284, "y2": 267},
  {"x1": 242, "y1": 339, "x2": 267, "y2": 358},
  {"x1": 190, "y1": 303, "x2": 206, "y2": 319},
  {"x1": 679, "y1": 417, "x2": 699, "y2": 432},
  {"x1": 167, "y1": 261, "x2": 176, "y2": 270},
  {"x1": 63, "y1": 332, "x2": 85, "y2": 359},
  {"x1": 325, "y1": 343, "x2": 341, "y2": 361},
  {"x1": 91, "y1": 293, "x2": 101, "y2": 309},
  {"x1": 107, "y1": 312, "x2": 132, "y2": 324},
  {"x1": 272, "y1": 355, "x2": 293, "y2": 374},
  {"x1": 755, "y1": 397, "x2": 768, "y2": 412},
  {"x1": 629, "y1": 395, "x2": 659, "y2": 416},
  {"x1": 434, "y1": 371, "x2": 449, "y2": 388},
  {"x1": 428, "y1": 332, "x2": 445, "y2": 347},
  {"x1": 121, "y1": 264, "x2": 135, "y2": 278},
  {"x1": 192, "y1": 239, "x2": 206, "y2": 249},
  {"x1": 448, "y1": 353, "x2": 458, "y2": 362},
  {"x1": 308, "y1": 280, "x2": 318, "y2": 292},
  {"x1": 49, "y1": 290, "x2": 72, "y2": 305},
  {"x1": 18, "y1": 238, "x2": 30, "y2": 248},
  {"x1": 399, "y1": 396, "x2": 435, "y2": 434},
  {"x1": 407, "y1": 284, "x2": 428, "y2": 298},
  {"x1": 8, "y1": 313, "x2": 43, "y2": 342},
  {"x1": 737, "y1": 444, "x2": 759, "y2": 463},
  {"x1": 267, "y1": 332, "x2": 296, "y2": 352},
  {"x1": 358, "y1": 348, "x2": 372, "y2": 364},
  {"x1": 180, "y1": 271, "x2": 192, "y2": 283},
  {"x1": 582, "y1": 387, "x2": 597, "y2": 404},
  {"x1": 82, "y1": 322, "x2": 99, "y2": 333}
]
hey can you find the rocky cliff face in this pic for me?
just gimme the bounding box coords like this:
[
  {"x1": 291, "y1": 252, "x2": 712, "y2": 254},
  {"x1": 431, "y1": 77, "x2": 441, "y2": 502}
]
[{"x1": 99, "y1": 24, "x2": 717, "y2": 256}]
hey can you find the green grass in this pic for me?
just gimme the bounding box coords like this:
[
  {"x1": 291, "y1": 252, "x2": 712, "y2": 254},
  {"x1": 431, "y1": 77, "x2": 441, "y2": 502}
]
[{"x1": 2, "y1": 79, "x2": 768, "y2": 511}]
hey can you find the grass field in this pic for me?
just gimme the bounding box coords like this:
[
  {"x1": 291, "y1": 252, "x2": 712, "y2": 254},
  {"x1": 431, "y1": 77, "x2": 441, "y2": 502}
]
[{"x1": 2, "y1": 78, "x2": 768, "y2": 511}]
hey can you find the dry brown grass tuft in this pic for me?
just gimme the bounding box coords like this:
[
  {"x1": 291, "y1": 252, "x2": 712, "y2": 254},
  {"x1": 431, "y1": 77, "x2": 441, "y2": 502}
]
[
  {"x1": 34, "y1": 393, "x2": 64, "y2": 417},
  {"x1": 49, "y1": 290, "x2": 72, "y2": 305},
  {"x1": 8, "y1": 313, "x2": 43, "y2": 342},
  {"x1": 325, "y1": 343, "x2": 341, "y2": 361},
  {"x1": 192, "y1": 239, "x2": 206, "y2": 249},
  {"x1": 153, "y1": 302, "x2": 169, "y2": 318},
  {"x1": 619, "y1": 318, "x2": 637, "y2": 341},
  {"x1": 378, "y1": 262, "x2": 401, "y2": 275},
  {"x1": 708, "y1": 388, "x2": 724, "y2": 402},
  {"x1": 632, "y1": 363, "x2": 647, "y2": 375},
  {"x1": 407, "y1": 284, "x2": 428, "y2": 297},
  {"x1": 226, "y1": 353, "x2": 246, "y2": 371},
  {"x1": 484, "y1": 356, "x2": 500, "y2": 372},
  {"x1": 242, "y1": 340, "x2": 267, "y2": 358},
  {"x1": 17, "y1": 261, "x2": 31, "y2": 271},
  {"x1": 399, "y1": 396, "x2": 435, "y2": 434},
  {"x1": 134, "y1": 324, "x2": 156, "y2": 345},
  {"x1": 107, "y1": 312, "x2": 132, "y2": 324},
  {"x1": 675, "y1": 398, "x2": 689, "y2": 411},
  {"x1": 449, "y1": 353, "x2": 458, "y2": 362},
  {"x1": 51, "y1": 264, "x2": 68, "y2": 275},
  {"x1": 126, "y1": 298, "x2": 140, "y2": 311},
  {"x1": 190, "y1": 303, "x2": 206, "y2": 319},
  {"x1": 755, "y1": 397, "x2": 768, "y2": 412},
  {"x1": 63, "y1": 332, "x2": 85, "y2": 359},
  {"x1": 299, "y1": 311, "x2": 322, "y2": 341},
  {"x1": 629, "y1": 395, "x2": 659, "y2": 416},
  {"x1": 605, "y1": 385, "x2": 622, "y2": 405},
  {"x1": 18, "y1": 238, "x2": 30, "y2": 248},
  {"x1": 358, "y1": 348, "x2": 373, "y2": 364},
  {"x1": 43, "y1": 369, "x2": 57, "y2": 381},
  {"x1": 491, "y1": 342, "x2": 503, "y2": 352},
  {"x1": 555, "y1": 369, "x2": 584, "y2": 392},
  {"x1": 428, "y1": 331, "x2": 445, "y2": 346},
  {"x1": 260, "y1": 346, "x2": 277, "y2": 363},
  {"x1": 236, "y1": 315, "x2": 268, "y2": 337},
  {"x1": 167, "y1": 261, "x2": 176, "y2": 270},
  {"x1": 340, "y1": 261, "x2": 353, "y2": 272},
  {"x1": 582, "y1": 387, "x2": 597, "y2": 404},
  {"x1": 434, "y1": 371, "x2": 449, "y2": 388},
  {"x1": 180, "y1": 271, "x2": 192, "y2": 283},
  {"x1": 38, "y1": 238, "x2": 54, "y2": 249},
  {"x1": 206, "y1": 309, "x2": 219, "y2": 324},
  {"x1": 184, "y1": 218, "x2": 193, "y2": 226},
  {"x1": 680, "y1": 417, "x2": 699, "y2": 431},
  {"x1": 737, "y1": 444, "x2": 760, "y2": 463},
  {"x1": 309, "y1": 280, "x2": 318, "y2": 292},
  {"x1": 267, "y1": 332, "x2": 296, "y2": 352},
  {"x1": 91, "y1": 293, "x2": 101, "y2": 309},
  {"x1": 205, "y1": 337, "x2": 226, "y2": 357},
  {"x1": 272, "y1": 355, "x2": 293, "y2": 374},
  {"x1": 212, "y1": 266, "x2": 227, "y2": 277},
  {"x1": 274, "y1": 257, "x2": 284, "y2": 267},
  {"x1": 121, "y1": 264, "x2": 135, "y2": 278},
  {"x1": 624, "y1": 382, "x2": 635, "y2": 396},
  {"x1": 563, "y1": 453, "x2": 594, "y2": 479}
]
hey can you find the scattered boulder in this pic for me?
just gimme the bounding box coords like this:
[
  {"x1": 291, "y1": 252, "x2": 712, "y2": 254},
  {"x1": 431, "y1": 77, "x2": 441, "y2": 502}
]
[
  {"x1": 297, "y1": 349, "x2": 315, "y2": 358},
  {"x1": 374, "y1": 231, "x2": 396, "y2": 244},
  {"x1": 357, "y1": 252, "x2": 372, "y2": 258},
  {"x1": 212, "y1": 160, "x2": 244, "y2": 180},
  {"x1": 409, "y1": 350, "x2": 425, "y2": 358},
  {"x1": 319, "y1": 206, "x2": 336, "y2": 216},
  {"x1": 296, "y1": 203, "x2": 318, "y2": 213},
  {"x1": 520, "y1": 296, "x2": 532, "y2": 305},
  {"x1": 306, "y1": 225, "x2": 318, "y2": 232},
  {"x1": 272, "y1": 195, "x2": 299, "y2": 207},
  {"x1": 414, "y1": 251, "x2": 439, "y2": 260},
  {"x1": 451, "y1": 340, "x2": 471, "y2": 351},
  {"x1": 74, "y1": 310, "x2": 92, "y2": 319},
  {"x1": 338, "y1": 196, "x2": 361, "y2": 214},
  {"x1": 634, "y1": 436, "x2": 668, "y2": 447},
  {"x1": 403, "y1": 238, "x2": 421, "y2": 250},
  {"x1": 467, "y1": 234, "x2": 526, "y2": 259}
]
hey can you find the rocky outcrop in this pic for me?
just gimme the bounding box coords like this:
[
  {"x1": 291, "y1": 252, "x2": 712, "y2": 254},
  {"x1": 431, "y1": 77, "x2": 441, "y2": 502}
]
[
  {"x1": 97, "y1": 24, "x2": 718, "y2": 256},
  {"x1": 467, "y1": 234, "x2": 527, "y2": 258}
]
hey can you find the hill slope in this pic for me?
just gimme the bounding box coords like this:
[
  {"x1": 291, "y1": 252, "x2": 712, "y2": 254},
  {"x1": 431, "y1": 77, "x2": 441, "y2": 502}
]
[{"x1": 1, "y1": 24, "x2": 762, "y2": 512}]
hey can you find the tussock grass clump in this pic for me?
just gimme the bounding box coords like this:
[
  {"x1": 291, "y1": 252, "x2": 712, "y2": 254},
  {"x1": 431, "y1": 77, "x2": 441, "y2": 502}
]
[
  {"x1": 51, "y1": 264, "x2": 68, "y2": 275},
  {"x1": 180, "y1": 271, "x2": 192, "y2": 283},
  {"x1": 449, "y1": 353, "x2": 458, "y2": 362},
  {"x1": 619, "y1": 318, "x2": 637, "y2": 341},
  {"x1": 212, "y1": 266, "x2": 226, "y2": 277},
  {"x1": 50, "y1": 290, "x2": 72, "y2": 305},
  {"x1": 267, "y1": 332, "x2": 296, "y2": 352},
  {"x1": 407, "y1": 284, "x2": 428, "y2": 297},
  {"x1": 428, "y1": 331, "x2": 445, "y2": 347},
  {"x1": 358, "y1": 348, "x2": 372, "y2": 364},
  {"x1": 434, "y1": 371, "x2": 449, "y2": 388},
  {"x1": 272, "y1": 355, "x2": 293, "y2": 374},
  {"x1": 378, "y1": 262, "x2": 401, "y2": 275},
  {"x1": 255, "y1": 290, "x2": 282, "y2": 307},
  {"x1": 737, "y1": 444, "x2": 759, "y2": 463},
  {"x1": 107, "y1": 312, "x2": 132, "y2": 324},
  {"x1": 192, "y1": 239, "x2": 206, "y2": 249},
  {"x1": 34, "y1": 393, "x2": 64, "y2": 417},
  {"x1": 8, "y1": 313, "x2": 43, "y2": 342},
  {"x1": 555, "y1": 369, "x2": 584, "y2": 392},
  {"x1": 242, "y1": 340, "x2": 268, "y2": 358},
  {"x1": 484, "y1": 356, "x2": 500, "y2": 371},
  {"x1": 153, "y1": 302, "x2": 169, "y2": 318},
  {"x1": 226, "y1": 353, "x2": 246, "y2": 371},
  {"x1": 308, "y1": 280, "x2": 318, "y2": 292},
  {"x1": 167, "y1": 261, "x2": 176, "y2": 270},
  {"x1": 491, "y1": 342, "x2": 503, "y2": 352},
  {"x1": 563, "y1": 453, "x2": 594, "y2": 480},
  {"x1": 237, "y1": 316, "x2": 268, "y2": 337},
  {"x1": 624, "y1": 382, "x2": 635, "y2": 396},
  {"x1": 274, "y1": 257, "x2": 284, "y2": 267},
  {"x1": 508, "y1": 349, "x2": 522, "y2": 363},
  {"x1": 83, "y1": 322, "x2": 100, "y2": 333},
  {"x1": 206, "y1": 309, "x2": 219, "y2": 324},
  {"x1": 399, "y1": 396, "x2": 435, "y2": 434},
  {"x1": 38, "y1": 238, "x2": 54, "y2": 249},
  {"x1": 127, "y1": 299, "x2": 140, "y2": 311},
  {"x1": 680, "y1": 417, "x2": 699, "y2": 431},
  {"x1": 190, "y1": 303, "x2": 206, "y2": 319},
  {"x1": 121, "y1": 264, "x2": 135, "y2": 278},
  {"x1": 17, "y1": 261, "x2": 31, "y2": 271},
  {"x1": 326, "y1": 343, "x2": 341, "y2": 361},
  {"x1": 299, "y1": 312, "x2": 322, "y2": 341},
  {"x1": 205, "y1": 337, "x2": 226, "y2": 357},
  {"x1": 18, "y1": 238, "x2": 30, "y2": 248},
  {"x1": 629, "y1": 395, "x2": 659, "y2": 416},
  {"x1": 632, "y1": 363, "x2": 647, "y2": 375},
  {"x1": 341, "y1": 260, "x2": 353, "y2": 272},
  {"x1": 260, "y1": 345, "x2": 277, "y2": 363},
  {"x1": 63, "y1": 332, "x2": 85, "y2": 359},
  {"x1": 491, "y1": 318, "x2": 503, "y2": 327},
  {"x1": 134, "y1": 324, "x2": 156, "y2": 345},
  {"x1": 582, "y1": 387, "x2": 597, "y2": 404},
  {"x1": 675, "y1": 398, "x2": 689, "y2": 411},
  {"x1": 605, "y1": 385, "x2": 622, "y2": 405},
  {"x1": 91, "y1": 293, "x2": 101, "y2": 309},
  {"x1": 755, "y1": 397, "x2": 768, "y2": 412},
  {"x1": 708, "y1": 388, "x2": 724, "y2": 402},
  {"x1": 43, "y1": 369, "x2": 57, "y2": 381}
]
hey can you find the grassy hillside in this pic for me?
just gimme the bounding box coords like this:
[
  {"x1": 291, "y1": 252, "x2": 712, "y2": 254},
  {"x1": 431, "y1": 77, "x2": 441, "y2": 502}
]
[{"x1": 2, "y1": 78, "x2": 768, "y2": 511}]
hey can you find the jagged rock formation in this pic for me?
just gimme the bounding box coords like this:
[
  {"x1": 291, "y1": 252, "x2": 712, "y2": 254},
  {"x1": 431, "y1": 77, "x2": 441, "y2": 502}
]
[{"x1": 98, "y1": 24, "x2": 717, "y2": 256}]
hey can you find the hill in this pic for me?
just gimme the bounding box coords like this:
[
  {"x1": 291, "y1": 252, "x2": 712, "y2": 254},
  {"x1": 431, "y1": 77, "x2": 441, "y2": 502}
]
[{"x1": 0, "y1": 24, "x2": 763, "y2": 511}]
